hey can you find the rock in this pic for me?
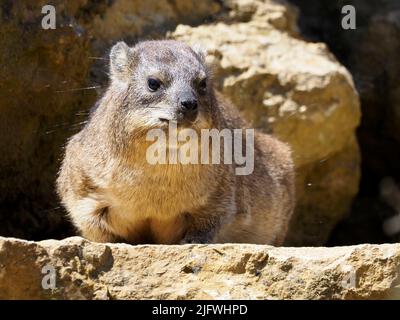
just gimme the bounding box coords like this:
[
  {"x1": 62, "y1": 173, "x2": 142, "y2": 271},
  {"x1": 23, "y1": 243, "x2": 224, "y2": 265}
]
[
  {"x1": 170, "y1": 0, "x2": 361, "y2": 245},
  {"x1": 288, "y1": 137, "x2": 360, "y2": 245},
  {"x1": 0, "y1": 0, "x2": 96, "y2": 240},
  {"x1": 220, "y1": 0, "x2": 300, "y2": 34},
  {"x1": 289, "y1": 0, "x2": 400, "y2": 244},
  {"x1": 85, "y1": 0, "x2": 221, "y2": 49},
  {"x1": 0, "y1": 236, "x2": 399, "y2": 299}
]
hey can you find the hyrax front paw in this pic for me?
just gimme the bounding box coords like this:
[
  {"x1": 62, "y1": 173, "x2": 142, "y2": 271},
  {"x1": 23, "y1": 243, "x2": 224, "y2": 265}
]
[{"x1": 179, "y1": 231, "x2": 214, "y2": 244}]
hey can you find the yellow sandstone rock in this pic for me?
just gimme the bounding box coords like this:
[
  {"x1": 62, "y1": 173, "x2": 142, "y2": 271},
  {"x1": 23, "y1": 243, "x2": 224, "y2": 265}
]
[{"x1": 0, "y1": 237, "x2": 399, "y2": 300}]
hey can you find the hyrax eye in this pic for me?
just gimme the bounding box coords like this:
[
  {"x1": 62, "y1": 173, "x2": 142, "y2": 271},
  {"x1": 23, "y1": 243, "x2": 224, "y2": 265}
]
[
  {"x1": 147, "y1": 78, "x2": 162, "y2": 92},
  {"x1": 198, "y1": 78, "x2": 207, "y2": 95}
]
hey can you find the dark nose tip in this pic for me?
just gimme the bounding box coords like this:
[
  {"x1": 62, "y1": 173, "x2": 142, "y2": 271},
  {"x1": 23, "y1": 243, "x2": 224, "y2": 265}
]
[{"x1": 180, "y1": 99, "x2": 198, "y2": 113}]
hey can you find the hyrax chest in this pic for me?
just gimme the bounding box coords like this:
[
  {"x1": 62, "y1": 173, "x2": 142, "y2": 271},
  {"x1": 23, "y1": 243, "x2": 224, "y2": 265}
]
[{"x1": 103, "y1": 162, "x2": 213, "y2": 241}]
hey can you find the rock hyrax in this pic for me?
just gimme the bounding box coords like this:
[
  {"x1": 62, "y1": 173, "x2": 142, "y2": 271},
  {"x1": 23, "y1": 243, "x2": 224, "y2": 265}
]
[{"x1": 57, "y1": 40, "x2": 295, "y2": 245}]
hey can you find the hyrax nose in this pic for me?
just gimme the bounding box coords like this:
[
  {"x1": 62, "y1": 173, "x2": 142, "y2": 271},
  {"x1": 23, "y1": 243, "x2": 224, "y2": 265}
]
[{"x1": 180, "y1": 99, "x2": 198, "y2": 113}]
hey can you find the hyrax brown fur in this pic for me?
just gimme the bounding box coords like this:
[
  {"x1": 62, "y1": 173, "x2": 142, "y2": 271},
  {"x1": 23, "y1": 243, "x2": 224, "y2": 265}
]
[{"x1": 57, "y1": 40, "x2": 295, "y2": 245}]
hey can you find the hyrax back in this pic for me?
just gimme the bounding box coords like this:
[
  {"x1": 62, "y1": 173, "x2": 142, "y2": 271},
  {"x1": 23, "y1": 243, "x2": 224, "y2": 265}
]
[{"x1": 57, "y1": 40, "x2": 295, "y2": 245}]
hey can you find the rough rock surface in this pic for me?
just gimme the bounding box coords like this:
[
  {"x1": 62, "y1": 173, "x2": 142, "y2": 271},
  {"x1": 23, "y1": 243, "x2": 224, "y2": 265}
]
[
  {"x1": 0, "y1": 0, "x2": 96, "y2": 239},
  {"x1": 290, "y1": 0, "x2": 400, "y2": 244},
  {"x1": 0, "y1": 236, "x2": 399, "y2": 300},
  {"x1": 171, "y1": 0, "x2": 361, "y2": 245},
  {"x1": 289, "y1": 0, "x2": 400, "y2": 181},
  {"x1": 84, "y1": 0, "x2": 221, "y2": 49}
]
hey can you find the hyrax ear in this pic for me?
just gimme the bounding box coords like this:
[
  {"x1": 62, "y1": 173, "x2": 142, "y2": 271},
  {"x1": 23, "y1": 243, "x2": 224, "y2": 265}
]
[
  {"x1": 110, "y1": 41, "x2": 136, "y2": 82},
  {"x1": 191, "y1": 43, "x2": 217, "y2": 76},
  {"x1": 191, "y1": 43, "x2": 207, "y2": 63}
]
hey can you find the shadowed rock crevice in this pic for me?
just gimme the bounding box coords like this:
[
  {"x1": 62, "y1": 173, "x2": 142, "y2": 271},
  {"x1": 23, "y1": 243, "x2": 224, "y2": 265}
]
[{"x1": 288, "y1": 0, "x2": 400, "y2": 245}]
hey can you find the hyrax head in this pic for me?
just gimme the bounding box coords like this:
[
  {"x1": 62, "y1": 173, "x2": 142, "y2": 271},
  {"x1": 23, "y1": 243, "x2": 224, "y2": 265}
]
[{"x1": 109, "y1": 40, "x2": 214, "y2": 132}]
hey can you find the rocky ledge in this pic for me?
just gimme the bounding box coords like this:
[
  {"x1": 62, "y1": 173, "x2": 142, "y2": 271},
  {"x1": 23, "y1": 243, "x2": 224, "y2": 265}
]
[{"x1": 0, "y1": 237, "x2": 399, "y2": 299}]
